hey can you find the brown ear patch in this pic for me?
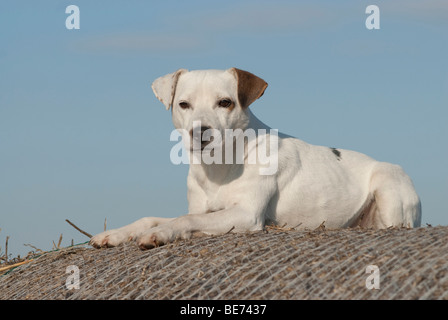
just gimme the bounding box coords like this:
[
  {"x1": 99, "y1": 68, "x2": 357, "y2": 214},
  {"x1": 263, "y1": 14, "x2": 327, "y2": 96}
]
[{"x1": 231, "y1": 68, "x2": 268, "y2": 109}]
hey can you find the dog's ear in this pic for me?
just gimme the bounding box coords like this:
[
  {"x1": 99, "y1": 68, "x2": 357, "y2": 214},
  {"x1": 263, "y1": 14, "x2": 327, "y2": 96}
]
[
  {"x1": 151, "y1": 69, "x2": 188, "y2": 110},
  {"x1": 230, "y1": 68, "x2": 268, "y2": 109}
]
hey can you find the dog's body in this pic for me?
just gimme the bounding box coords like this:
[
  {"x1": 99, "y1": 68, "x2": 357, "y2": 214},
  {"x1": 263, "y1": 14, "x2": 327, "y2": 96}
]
[{"x1": 90, "y1": 68, "x2": 421, "y2": 249}]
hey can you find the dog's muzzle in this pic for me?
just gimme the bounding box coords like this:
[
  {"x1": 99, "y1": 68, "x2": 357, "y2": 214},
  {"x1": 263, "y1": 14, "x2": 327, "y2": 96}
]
[{"x1": 190, "y1": 125, "x2": 214, "y2": 151}]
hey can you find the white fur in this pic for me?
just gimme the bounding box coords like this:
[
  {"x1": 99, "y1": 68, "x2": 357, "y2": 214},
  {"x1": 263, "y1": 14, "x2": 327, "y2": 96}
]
[{"x1": 90, "y1": 68, "x2": 421, "y2": 249}]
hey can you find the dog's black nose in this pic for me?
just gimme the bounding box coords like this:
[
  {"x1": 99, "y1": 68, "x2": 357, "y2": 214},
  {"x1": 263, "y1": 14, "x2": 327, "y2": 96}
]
[{"x1": 190, "y1": 126, "x2": 213, "y2": 149}]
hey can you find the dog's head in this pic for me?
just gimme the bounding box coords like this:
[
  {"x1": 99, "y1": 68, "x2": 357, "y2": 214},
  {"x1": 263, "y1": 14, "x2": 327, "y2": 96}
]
[{"x1": 151, "y1": 68, "x2": 267, "y2": 151}]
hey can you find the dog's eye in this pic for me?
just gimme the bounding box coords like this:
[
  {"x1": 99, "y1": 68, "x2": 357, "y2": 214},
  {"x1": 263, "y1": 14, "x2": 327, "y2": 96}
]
[
  {"x1": 218, "y1": 99, "x2": 232, "y2": 108},
  {"x1": 179, "y1": 101, "x2": 190, "y2": 109}
]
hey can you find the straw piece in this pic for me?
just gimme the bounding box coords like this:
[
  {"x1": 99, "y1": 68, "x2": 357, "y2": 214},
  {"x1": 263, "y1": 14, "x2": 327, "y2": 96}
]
[
  {"x1": 0, "y1": 259, "x2": 33, "y2": 273},
  {"x1": 65, "y1": 219, "x2": 92, "y2": 239}
]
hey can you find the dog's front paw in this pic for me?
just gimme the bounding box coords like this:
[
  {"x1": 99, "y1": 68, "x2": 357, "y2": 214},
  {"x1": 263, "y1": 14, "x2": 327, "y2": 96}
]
[
  {"x1": 89, "y1": 228, "x2": 133, "y2": 248},
  {"x1": 136, "y1": 227, "x2": 175, "y2": 250}
]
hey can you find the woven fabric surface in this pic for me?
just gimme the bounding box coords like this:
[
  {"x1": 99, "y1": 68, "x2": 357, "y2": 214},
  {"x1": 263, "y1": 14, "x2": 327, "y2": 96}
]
[{"x1": 0, "y1": 226, "x2": 447, "y2": 300}]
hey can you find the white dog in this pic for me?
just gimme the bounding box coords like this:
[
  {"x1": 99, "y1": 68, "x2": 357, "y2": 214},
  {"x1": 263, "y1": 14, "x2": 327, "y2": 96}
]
[{"x1": 90, "y1": 68, "x2": 421, "y2": 249}]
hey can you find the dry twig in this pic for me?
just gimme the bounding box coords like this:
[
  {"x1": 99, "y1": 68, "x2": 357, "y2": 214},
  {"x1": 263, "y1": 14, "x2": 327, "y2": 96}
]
[
  {"x1": 224, "y1": 226, "x2": 235, "y2": 235},
  {"x1": 5, "y1": 236, "x2": 9, "y2": 262},
  {"x1": 65, "y1": 219, "x2": 92, "y2": 239},
  {"x1": 57, "y1": 234, "x2": 63, "y2": 248},
  {"x1": 0, "y1": 259, "x2": 34, "y2": 273},
  {"x1": 23, "y1": 244, "x2": 44, "y2": 253}
]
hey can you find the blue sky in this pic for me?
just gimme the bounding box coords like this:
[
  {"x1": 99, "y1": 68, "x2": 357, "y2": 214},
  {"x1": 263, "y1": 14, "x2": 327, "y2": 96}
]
[{"x1": 1, "y1": 0, "x2": 447, "y2": 258}]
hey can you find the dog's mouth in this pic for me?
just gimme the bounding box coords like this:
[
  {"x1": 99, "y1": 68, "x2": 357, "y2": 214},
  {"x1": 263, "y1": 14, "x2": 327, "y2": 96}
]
[
  {"x1": 190, "y1": 136, "x2": 215, "y2": 152},
  {"x1": 190, "y1": 126, "x2": 217, "y2": 152}
]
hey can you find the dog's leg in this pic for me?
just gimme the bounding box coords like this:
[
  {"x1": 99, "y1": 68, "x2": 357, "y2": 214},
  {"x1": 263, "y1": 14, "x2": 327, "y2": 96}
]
[
  {"x1": 367, "y1": 162, "x2": 421, "y2": 228},
  {"x1": 90, "y1": 217, "x2": 175, "y2": 248},
  {"x1": 136, "y1": 207, "x2": 264, "y2": 249}
]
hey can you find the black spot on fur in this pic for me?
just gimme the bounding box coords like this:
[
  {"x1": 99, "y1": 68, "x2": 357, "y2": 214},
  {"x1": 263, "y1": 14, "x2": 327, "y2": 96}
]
[{"x1": 330, "y1": 148, "x2": 341, "y2": 161}]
